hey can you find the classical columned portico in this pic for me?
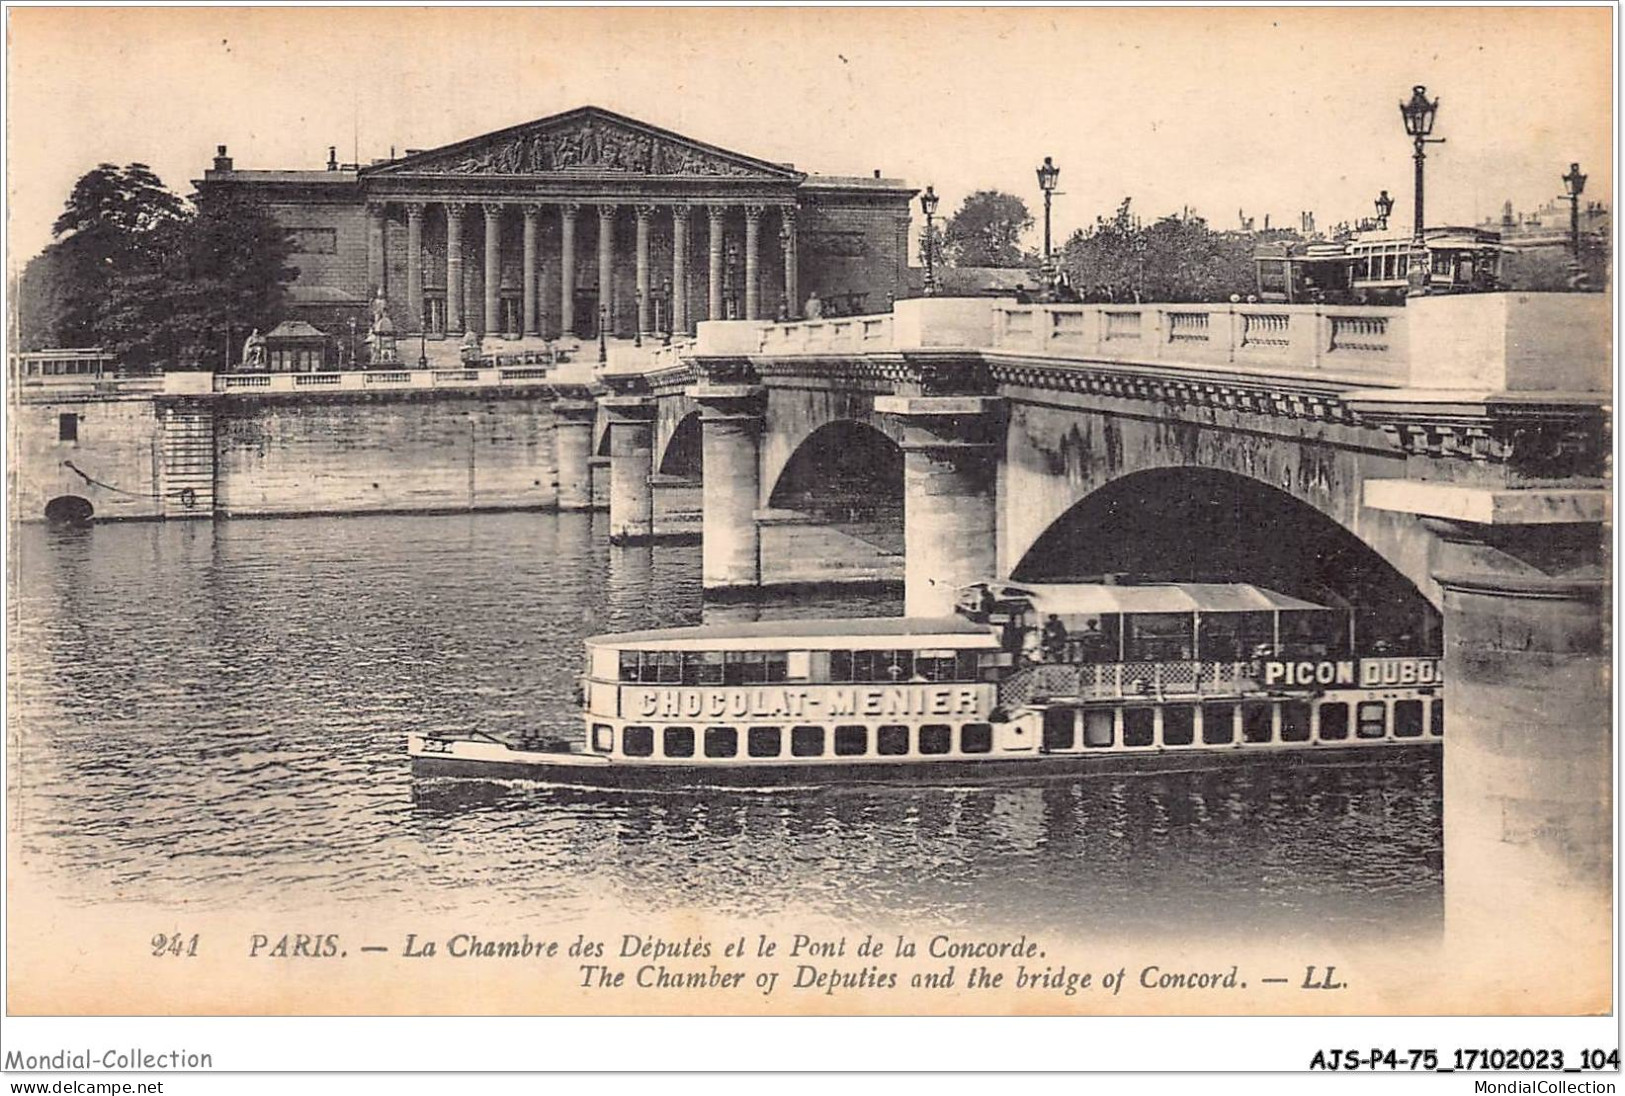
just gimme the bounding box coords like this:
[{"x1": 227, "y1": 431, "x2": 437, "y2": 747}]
[
  {"x1": 707, "y1": 206, "x2": 726, "y2": 322},
  {"x1": 597, "y1": 204, "x2": 617, "y2": 336},
  {"x1": 445, "y1": 203, "x2": 466, "y2": 334},
  {"x1": 366, "y1": 203, "x2": 388, "y2": 300},
  {"x1": 483, "y1": 204, "x2": 502, "y2": 336},
  {"x1": 780, "y1": 207, "x2": 798, "y2": 320},
  {"x1": 560, "y1": 204, "x2": 579, "y2": 336},
  {"x1": 671, "y1": 207, "x2": 691, "y2": 334},
  {"x1": 743, "y1": 205, "x2": 763, "y2": 321},
  {"x1": 405, "y1": 202, "x2": 425, "y2": 331},
  {"x1": 635, "y1": 205, "x2": 654, "y2": 335},
  {"x1": 522, "y1": 206, "x2": 540, "y2": 337}
]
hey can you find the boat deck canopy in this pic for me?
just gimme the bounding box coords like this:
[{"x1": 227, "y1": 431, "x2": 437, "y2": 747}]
[
  {"x1": 970, "y1": 582, "x2": 1329, "y2": 615},
  {"x1": 587, "y1": 616, "x2": 998, "y2": 652}
]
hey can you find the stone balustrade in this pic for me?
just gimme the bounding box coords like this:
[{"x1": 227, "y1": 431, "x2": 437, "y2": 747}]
[{"x1": 208, "y1": 366, "x2": 556, "y2": 395}]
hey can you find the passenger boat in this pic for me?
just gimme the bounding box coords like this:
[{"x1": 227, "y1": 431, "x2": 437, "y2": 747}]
[{"x1": 408, "y1": 580, "x2": 1443, "y2": 786}]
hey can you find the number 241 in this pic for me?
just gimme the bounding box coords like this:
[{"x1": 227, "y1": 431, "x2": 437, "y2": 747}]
[{"x1": 151, "y1": 933, "x2": 199, "y2": 958}]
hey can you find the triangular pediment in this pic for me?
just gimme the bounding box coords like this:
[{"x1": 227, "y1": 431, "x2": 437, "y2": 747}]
[{"x1": 365, "y1": 107, "x2": 803, "y2": 181}]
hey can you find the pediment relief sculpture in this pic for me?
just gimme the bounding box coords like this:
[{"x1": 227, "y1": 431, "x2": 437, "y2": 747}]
[{"x1": 415, "y1": 118, "x2": 762, "y2": 178}]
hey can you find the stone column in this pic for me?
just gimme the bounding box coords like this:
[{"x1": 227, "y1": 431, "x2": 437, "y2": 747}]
[
  {"x1": 552, "y1": 398, "x2": 597, "y2": 511},
  {"x1": 671, "y1": 207, "x2": 691, "y2": 334},
  {"x1": 444, "y1": 203, "x2": 466, "y2": 334},
  {"x1": 875, "y1": 396, "x2": 1005, "y2": 617},
  {"x1": 601, "y1": 396, "x2": 655, "y2": 544},
  {"x1": 405, "y1": 202, "x2": 425, "y2": 331},
  {"x1": 597, "y1": 204, "x2": 617, "y2": 336},
  {"x1": 560, "y1": 203, "x2": 579, "y2": 336},
  {"x1": 1427, "y1": 520, "x2": 1611, "y2": 1002},
  {"x1": 366, "y1": 202, "x2": 388, "y2": 300},
  {"x1": 743, "y1": 205, "x2": 763, "y2": 320},
  {"x1": 635, "y1": 204, "x2": 654, "y2": 335},
  {"x1": 780, "y1": 206, "x2": 799, "y2": 319},
  {"x1": 707, "y1": 205, "x2": 726, "y2": 321},
  {"x1": 689, "y1": 383, "x2": 765, "y2": 589},
  {"x1": 483, "y1": 203, "x2": 503, "y2": 337},
  {"x1": 522, "y1": 205, "x2": 540, "y2": 337}
]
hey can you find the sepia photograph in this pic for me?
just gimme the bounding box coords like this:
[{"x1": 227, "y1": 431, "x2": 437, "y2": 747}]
[{"x1": 2, "y1": 2, "x2": 1616, "y2": 1078}]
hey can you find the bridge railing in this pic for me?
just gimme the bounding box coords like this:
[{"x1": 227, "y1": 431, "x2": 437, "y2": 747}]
[
  {"x1": 989, "y1": 302, "x2": 1410, "y2": 384},
  {"x1": 209, "y1": 367, "x2": 557, "y2": 394},
  {"x1": 756, "y1": 314, "x2": 895, "y2": 356}
]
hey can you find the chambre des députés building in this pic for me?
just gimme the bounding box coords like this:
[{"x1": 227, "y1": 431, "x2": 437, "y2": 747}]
[{"x1": 197, "y1": 106, "x2": 917, "y2": 344}]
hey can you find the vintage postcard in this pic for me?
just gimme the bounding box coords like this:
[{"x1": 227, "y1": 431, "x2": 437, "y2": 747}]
[{"x1": 2, "y1": 3, "x2": 1616, "y2": 1072}]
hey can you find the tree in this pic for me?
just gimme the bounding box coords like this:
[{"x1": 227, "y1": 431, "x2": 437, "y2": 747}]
[
  {"x1": 17, "y1": 164, "x2": 294, "y2": 369},
  {"x1": 1060, "y1": 198, "x2": 1256, "y2": 303},
  {"x1": 940, "y1": 190, "x2": 1034, "y2": 268}
]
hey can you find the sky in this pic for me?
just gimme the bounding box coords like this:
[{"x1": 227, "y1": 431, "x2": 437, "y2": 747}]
[{"x1": 4, "y1": 5, "x2": 1614, "y2": 271}]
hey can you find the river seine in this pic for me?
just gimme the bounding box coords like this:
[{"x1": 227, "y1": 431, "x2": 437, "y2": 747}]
[{"x1": 8, "y1": 512, "x2": 1441, "y2": 937}]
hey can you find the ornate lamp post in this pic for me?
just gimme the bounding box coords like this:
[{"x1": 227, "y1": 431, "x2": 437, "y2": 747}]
[
  {"x1": 920, "y1": 185, "x2": 940, "y2": 297},
  {"x1": 1036, "y1": 156, "x2": 1061, "y2": 280},
  {"x1": 1374, "y1": 189, "x2": 1395, "y2": 231},
  {"x1": 1399, "y1": 85, "x2": 1444, "y2": 295},
  {"x1": 1561, "y1": 161, "x2": 1587, "y2": 263},
  {"x1": 597, "y1": 302, "x2": 608, "y2": 365},
  {"x1": 418, "y1": 327, "x2": 427, "y2": 369}
]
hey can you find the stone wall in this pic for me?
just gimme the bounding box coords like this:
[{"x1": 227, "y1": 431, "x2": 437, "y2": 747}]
[
  {"x1": 11, "y1": 395, "x2": 163, "y2": 522},
  {"x1": 213, "y1": 393, "x2": 558, "y2": 517},
  {"x1": 797, "y1": 191, "x2": 910, "y2": 315}
]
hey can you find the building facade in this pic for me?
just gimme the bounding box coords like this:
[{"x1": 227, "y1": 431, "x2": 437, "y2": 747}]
[{"x1": 198, "y1": 106, "x2": 916, "y2": 345}]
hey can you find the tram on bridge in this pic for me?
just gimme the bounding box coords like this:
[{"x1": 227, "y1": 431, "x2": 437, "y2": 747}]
[{"x1": 1255, "y1": 227, "x2": 1503, "y2": 304}]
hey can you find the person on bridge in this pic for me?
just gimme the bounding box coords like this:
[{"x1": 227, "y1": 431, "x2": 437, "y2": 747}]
[{"x1": 803, "y1": 291, "x2": 823, "y2": 320}]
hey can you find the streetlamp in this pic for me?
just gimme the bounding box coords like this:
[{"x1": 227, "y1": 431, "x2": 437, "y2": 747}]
[
  {"x1": 597, "y1": 302, "x2": 608, "y2": 365},
  {"x1": 1374, "y1": 189, "x2": 1394, "y2": 231},
  {"x1": 920, "y1": 185, "x2": 940, "y2": 297},
  {"x1": 418, "y1": 326, "x2": 427, "y2": 370},
  {"x1": 1561, "y1": 161, "x2": 1587, "y2": 264},
  {"x1": 1036, "y1": 156, "x2": 1061, "y2": 275},
  {"x1": 1399, "y1": 84, "x2": 1444, "y2": 295}
]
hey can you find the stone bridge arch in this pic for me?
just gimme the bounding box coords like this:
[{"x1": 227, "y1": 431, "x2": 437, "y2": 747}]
[
  {"x1": 656, "y1": 409, "x2": 702, "y2": 478},
  {"x1": 999, "y1": 400, "x2": 1443, "y2": 614},
  {"x1": 760, "y1": 388, "x2": 900, "y2": 509}
]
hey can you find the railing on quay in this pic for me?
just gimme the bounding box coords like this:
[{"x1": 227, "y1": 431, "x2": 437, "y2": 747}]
[{"x1": 210, "y1": 365, "x2": 558, "y2": 395}]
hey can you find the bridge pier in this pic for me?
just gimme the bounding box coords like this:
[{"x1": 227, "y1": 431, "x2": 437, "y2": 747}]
[
  {"x1": 690, "y1": 383, "x2": 765, "y2": 590},
  {"x1": 588, "y1": 457, "x2": 610, "y2": 513},
  {"x1": 552, "y1": 399, "x2": 596, "y2": 512},
  {"x1": 875, "y1": 395, "x2": 1004, "y2": 617},
  {"x1": 601, "y1": 396, "x2": 655, "y2": 544},
  {"x1": 1425, "y1": 519, "x2": 1611, "y2": 1001}
]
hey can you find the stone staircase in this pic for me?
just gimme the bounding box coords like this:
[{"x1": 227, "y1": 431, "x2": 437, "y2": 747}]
[{"x1": 157, "y1": 400, "x2": 215, "y2": 517}]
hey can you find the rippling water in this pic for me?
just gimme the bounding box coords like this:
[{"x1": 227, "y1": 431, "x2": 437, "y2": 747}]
[{"x1": 8, "y1": 512, "x2": 1441, "y2": 936}]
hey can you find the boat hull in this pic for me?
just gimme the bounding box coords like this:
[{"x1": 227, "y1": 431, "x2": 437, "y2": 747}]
[{"x1": 408, "y1": 733, "x2": 1437, "y2": 788}]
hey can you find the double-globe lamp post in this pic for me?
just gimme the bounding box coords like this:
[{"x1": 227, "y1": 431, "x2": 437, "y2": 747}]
[
  {"x1": 1400, "y1": 84, "x2": 1444, "y2": 296},
  {"x1": 1037, "y1": 156, "x2": 1060, "y2": 283},
  {"x1": 920, "y1": 184, "x2": 940, "y2": 297}
]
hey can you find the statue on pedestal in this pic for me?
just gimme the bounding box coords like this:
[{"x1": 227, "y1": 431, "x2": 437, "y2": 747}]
[
  {"x1": 241, "y1": 328, "x2": 267, "y2": 371},
  {"x1": 366, "y1": 289, "x2": 398, "y2": 366}
]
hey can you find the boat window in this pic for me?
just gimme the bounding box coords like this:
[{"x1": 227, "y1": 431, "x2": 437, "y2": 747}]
[
  {"x1": 920, "y1": 725, "x2": 952, "y2": 755},
  {"x1": 1162, "y1": 705, "x2": 1195, "y2": 746},
  {"x1": 749, "y1": 727, "x2": 782, "y2": 758},
  {"x1": 1280, "y1": 610, "x2": 1349, "y2": 659},
  {"x1": 705, "y1": 727, "x2": 738, "y2": 758},
  {"x1": 791, "y1": 725, "x2": 825, "y2": 757},
  {"x1": 1123, "y1": 708, "x2": 1154, "y2": 748},
  {"x1": 1393, "y1": 699, "x2": 1424, "y2": 738},
  {"x1": 1197, "y1": 612, "x2": 1273, "y2": 661},
  {"x1": 1318, "y1": 702, "x2": 1349, "y2": 741},
  {"x1": 828, "y1": 650, "x2": 853, "y2": 683},
  {"x1": 682, "y1": 651, "x2": 724, "y2": 685},
  {"x1": 725, "y1": 650, "x2": 768, "y2": 685},
  {"x1": 957, "y1": 651, "x2": 983, "y2": 681},
  {"x1": 764, "y1": 651, "x2": 789, "y2": 683},
  {"x1": 877, "y1": 725, "x2": 910, "y2": 756},
  {"x1": 1356, "y1": 701, "x2": 1387, "y2": 739},
  {"x1": 1242, "y1": 703, "x2": 1273, "y2": 744},
  {"x1": 1202, "y1": 704, "x2": 1235, "y2": 745},
  {"x1": 1042, "y1": 708, "x2": 1075, "y2": 751},
  {"x1": 834, "y1": 725, "x2": 868, "y2": 756},
  {"x1": 1281, "y1": 701, "x2": 1312, "y2": 742},
  {"x1": 1083, "y1": 709, "x2": 1115, "y2": 748},
  {"x1": 915, "y1": 651, "x2": 960, "y2": 683},
  {"x1": 592, "y1": 724, "x2": 614, "y2": 753},
  {"x1": 960, "y1": 723, "x2": 993, "y2": 754},
  {"x1": 650, "y1": 651, "x2": 681, "y2": 684},
  {"x1": 1430, "y1": 699, "x2": 1444, "y2": 737},
  {"x1": 1125, "y1": 613, "x2": 1194, "y2": 662},
  {"x1": 619, "y1": 650, "x2": 642, "y2": 682},
  {"x1": 807, "y1": 650, "x2": 830, "y2": 683},
  {"x1": 623, "y1": 726, "x2": 654, "y2": 757},
  {"x1": 852, "y1": 650, "x2": 913, "y2": 683},
  {"x1": 785, "y1": 651, "x2": 812, "y2": 681},
  {"x1": 663, "y1": 727, "x2": 695, "y2": 758}
]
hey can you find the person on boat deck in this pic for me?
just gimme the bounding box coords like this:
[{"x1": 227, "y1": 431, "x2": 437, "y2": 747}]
[
  {"x1": 1020, "y1": 625, "x2": 1044, "y2": 664},
  {"x1": 1041, "y1": 614, "x2": 1070, "y2": 663},
  {"x1": 1077, "y1": 619, "x2": 1110, "y2": 662}
]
